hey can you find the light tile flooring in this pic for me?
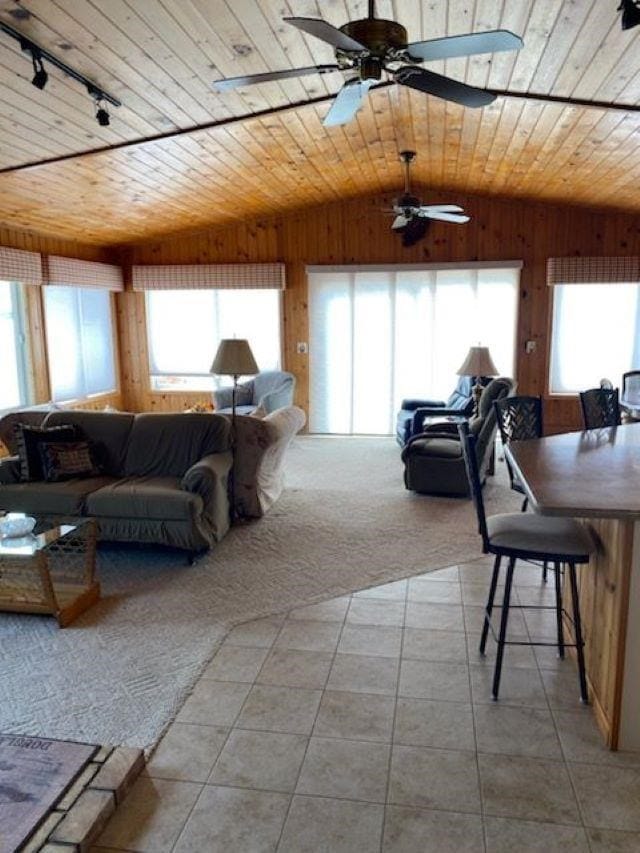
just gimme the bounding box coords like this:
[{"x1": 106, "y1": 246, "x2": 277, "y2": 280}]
[{"x1": 94, "y1": 557, "x2": 640, "y2": 852}]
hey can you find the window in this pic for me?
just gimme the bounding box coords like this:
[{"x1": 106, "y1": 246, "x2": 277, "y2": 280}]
[
  {"x1": 0, "y1": 281, "x2": 31, "y2": 411},
  {"x1": 44, "y1": 286, "x2": 117, "y2": 402},
  {"x1": 309, "y1": 265, "x2": 519, "y2": 434},
  {"x1": 146, "y1": 289, "x2": 282, "y2": 391},
  {"x1": 549, "y1": 283, "x2": 640, "y2": 393}
]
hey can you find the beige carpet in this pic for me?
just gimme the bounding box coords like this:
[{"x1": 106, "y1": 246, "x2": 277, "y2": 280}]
[{"x1": 0, "y1": 436, "x2": 519, "y2": 750}]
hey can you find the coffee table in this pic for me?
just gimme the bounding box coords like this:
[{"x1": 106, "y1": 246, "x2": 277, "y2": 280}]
[{"x1": 0, "y1": 514, "x2": 99, "y2": 627}]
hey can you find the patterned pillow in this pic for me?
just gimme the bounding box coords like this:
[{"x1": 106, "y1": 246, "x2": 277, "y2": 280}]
[
  {"x1": 38, "y1": 441, "x2": 101, "y2": 482},
  {"x1": 15, "y1": 424, "x2": 78, "y2": 482}
]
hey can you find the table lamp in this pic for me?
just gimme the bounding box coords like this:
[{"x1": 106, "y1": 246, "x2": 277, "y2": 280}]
[
  {"x1": 457, "y1": 345, "x2": 499, "y2": 415},
  {"x1": 210, "y1": 338, "x2": 259, "y2": 423}
]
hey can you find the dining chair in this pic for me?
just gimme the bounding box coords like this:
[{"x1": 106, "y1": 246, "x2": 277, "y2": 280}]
[
  {"x1": 579, "y1": 387, "x2": 621, "y2": 429},
  {"x1": 458, "y1": 421, "x2": 596, "y2": 702}
]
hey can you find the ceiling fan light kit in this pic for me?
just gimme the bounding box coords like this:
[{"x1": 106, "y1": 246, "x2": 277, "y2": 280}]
[{"x1": 213, "y1": 1, "x2": 523, "y2": 127}]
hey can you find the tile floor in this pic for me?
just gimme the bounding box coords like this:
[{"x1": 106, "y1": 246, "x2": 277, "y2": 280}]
[{"x1": 93, "y1": 557, "x2": 640, "y2": 852}]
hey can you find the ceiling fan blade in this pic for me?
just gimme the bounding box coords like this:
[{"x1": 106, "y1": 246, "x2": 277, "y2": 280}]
[
  {"x1": 323, "y1": 79, "x2": 372, "y2": 127},
  {"x1": 214, "y1": 64, "x2": 339, "y2": 91},
  {"x1": 395, "y1": 66, "x2": 495, "y2": 108},
  {"x1": 407, "y1": 30, "x2": 523, "y2": 62},
  {"x1": 284, "y1": 17, "x2": 366, "y2": 52},
  {"x1": 419, "y1": 211, "x2": 470, "y2": 224},
  {"x1": 392, "y1": 214, "x2": 409, "y2": 230},
  {"x1": 418, "y1": 204, "x2": 465, "y2": 214}
]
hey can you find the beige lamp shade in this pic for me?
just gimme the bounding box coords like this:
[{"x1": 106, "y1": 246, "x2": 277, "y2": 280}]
[
  {"x1": 457, "y1": 346, "x2": 499, "y2": 377},
  {"x1": 210, "y1": 339, "x2": 258, "y2": 377}
]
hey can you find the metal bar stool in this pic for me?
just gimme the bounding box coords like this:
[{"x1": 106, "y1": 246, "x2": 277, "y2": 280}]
[{"x1": 458, "y1": 422, "x2": 596, "y2": 701}]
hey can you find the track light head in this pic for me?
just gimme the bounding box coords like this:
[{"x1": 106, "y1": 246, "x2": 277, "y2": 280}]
[
  {"x1": 619, "y1": 0, "x2": 640, "y2": 30},
  {"x1": 30, "y1": 51, "x2": 47, "y2": 90},
  {"x1": 96, "y1": 104, "x2": 110, "y2": 126}
]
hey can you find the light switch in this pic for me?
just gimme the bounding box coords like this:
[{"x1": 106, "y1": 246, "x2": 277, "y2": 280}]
[
  {"x1": 296, "y1": 341, "x2": 308, "y2": 354},
  {"x1": 525, "y1": 340, "x2": 537, "y2": 354}
]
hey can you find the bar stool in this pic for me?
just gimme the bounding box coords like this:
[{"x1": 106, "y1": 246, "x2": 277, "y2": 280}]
[
  {"x1": 580, "y1": 387, "x2": 621, "y2": 429},
  {"x1": 458, "y1": 422, "x2": 597, "y2": 701}
]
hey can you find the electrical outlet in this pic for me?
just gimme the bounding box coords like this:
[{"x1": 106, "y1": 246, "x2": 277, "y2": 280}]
[{"x1": 296, "y1": 341, "x2": 308, "y2": 354}]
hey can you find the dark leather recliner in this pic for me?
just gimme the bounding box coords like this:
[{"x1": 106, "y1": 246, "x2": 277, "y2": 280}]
[
  {"x1": 401, "y1": 377, "x2": 515, "y2": 497},
  {"x1": 396, "y1": 375, "x2": 488, "y2": 446}
]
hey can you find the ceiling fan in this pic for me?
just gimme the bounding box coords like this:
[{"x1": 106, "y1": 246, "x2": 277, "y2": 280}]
[
  {"x1": 213, "y1": 1, "x2": 523, "y2": 127},
  {"x1": 388, "y1": 151, "x2": 469, "y2": 247}
]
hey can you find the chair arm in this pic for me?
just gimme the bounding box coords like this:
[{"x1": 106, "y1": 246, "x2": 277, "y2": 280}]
[
  {"x1": 0, "y1": 455, "x2": 20, "y2": 484},
  {"x1": 411, "y1": 408, "x2": 468, "y2": 434},
  {"x1": 260, "y1": 387, "x2": 291, "y2": 414},
  {"x1": 212, "y1": 387, "x2": 234, "y2": 410},
  {"x1": 401, "y1": 398, "x2": 446, "y2": 411},
  {"x1": 181, "y1": 451, "x2": 233, "y2": 542}
]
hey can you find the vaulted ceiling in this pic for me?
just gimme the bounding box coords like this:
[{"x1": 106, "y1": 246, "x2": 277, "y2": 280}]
[{"x1": 1, "y1": 0, "x2": 640, "y2": 245}]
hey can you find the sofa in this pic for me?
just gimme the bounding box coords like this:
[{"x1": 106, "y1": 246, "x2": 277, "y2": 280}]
[
  {"x1": 0, "y1": 410, "x2": 233, "y2": 553},
  {"x1": 213, "y1": 370, "x2": 295, "y2": 415},
  {"x1": 227, "y1": 406, "x2": 306, "y2": 518},
  {"x1": 401, "y1": 377, "x2": 515, "y2": 497}
]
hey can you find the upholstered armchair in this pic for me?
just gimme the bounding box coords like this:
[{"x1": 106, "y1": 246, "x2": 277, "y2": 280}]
[
  {"x1": 401, "y1": 377, "x2": 515, "y2": 497},
  {"x1": 213, "y1": 370, "x2": 295, "y2": 415},
  {"x1": 395, "y1": 375, "x2": 490, "y2": 446}
]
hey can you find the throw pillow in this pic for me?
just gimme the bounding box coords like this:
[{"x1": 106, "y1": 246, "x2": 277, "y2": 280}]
[
  {"x1": 15, "y1": 423, "x2": 78, "y2": 482},
  {"x1": 38, "y1": 440, "x2": 101, "y2": 482}
]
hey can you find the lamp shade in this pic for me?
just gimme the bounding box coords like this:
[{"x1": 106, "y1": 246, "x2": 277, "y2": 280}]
[
  {"x1": 210, "y1": 339, "x2": 258, "y2": 377},
  {"x1": 456, "y1": 346, "x2": 499, "y2": 377}
]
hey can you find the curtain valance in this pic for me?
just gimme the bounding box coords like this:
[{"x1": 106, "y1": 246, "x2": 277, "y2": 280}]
[
  {"x1": 44, "y1": 255, "x2": 124, "y2": 291},
  {"x1": 131, "y1": 262, "x2": 286, "y2": 291},
  {"x1": 547, "y1": 256, "x2": 639, "y2": 285},
  {"x1": 0, "y1": 246, "x2": 43, "y2": 286}
]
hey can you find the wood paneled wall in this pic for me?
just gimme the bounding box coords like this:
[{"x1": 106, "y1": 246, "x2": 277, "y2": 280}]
[{"x1": 117, "y1": 190, "x2": 640, "y2": 433}]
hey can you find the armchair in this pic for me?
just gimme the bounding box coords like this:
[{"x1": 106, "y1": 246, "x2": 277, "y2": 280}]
[
  {"x1": 401, "y1": 377, "x2": 515, "y2": 497},
  {"x1": 395, "y1": 375, "x2": 489, "y2": 446},
  {"x1": 213, "y1": 370, "x2": 295, "y2": 415}
]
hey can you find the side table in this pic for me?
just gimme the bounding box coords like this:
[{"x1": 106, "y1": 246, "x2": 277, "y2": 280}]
[{"x1": 0, "y1": 515, "x2": 99, "y2": 627}]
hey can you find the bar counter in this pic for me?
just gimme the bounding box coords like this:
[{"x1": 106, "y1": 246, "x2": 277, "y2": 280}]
[{"x1": 506, "y1": 423, "x2": 640, "y2": 751}]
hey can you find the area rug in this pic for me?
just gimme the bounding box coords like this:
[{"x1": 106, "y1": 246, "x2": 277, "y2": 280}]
[{"x1": 0, "y1": 436, "x2": 519, "y2": 750}]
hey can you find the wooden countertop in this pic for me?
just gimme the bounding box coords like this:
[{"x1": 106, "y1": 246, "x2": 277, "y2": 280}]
[{"x1": 505, "y1": 423, "x2": 640, "y2": 520}]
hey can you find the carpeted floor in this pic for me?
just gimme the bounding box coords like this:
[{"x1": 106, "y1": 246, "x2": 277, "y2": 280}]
[{"x1": 0, "y1": 436, "x2": 519, "y2": 750}]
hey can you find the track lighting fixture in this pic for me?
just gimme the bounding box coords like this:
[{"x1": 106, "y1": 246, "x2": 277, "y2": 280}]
[
  {"x1": 619, "y1": 0, "x2": 640, "y2": 30},
  {"x1": 30, "y1": 49, "x2": 47, "y2": 90},
  {"x1": 0, "y1": 20, "x2": 121, "y2": 122}
]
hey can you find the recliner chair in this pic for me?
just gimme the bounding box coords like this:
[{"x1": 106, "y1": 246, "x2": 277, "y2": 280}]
[
  {"x1": 213, "y1": 370, "x2": 295, "y2": 415},
  {"x1": 401, "y1": 377, "x2": 515, "y2": 497},
  {"x1": 396, "y1": 375, "x2": 489, "y2": 445}
]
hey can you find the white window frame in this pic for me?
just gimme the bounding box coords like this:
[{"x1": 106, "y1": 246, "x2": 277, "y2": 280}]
[
  {"x1": 0, "y1": 280, "x2": 32, "y2": 413},
  {"x1": 548, "y1": 282, "x2": 640, "y2": 396},
  {"x1": 145, "y1": 289, "x2": 283, "y2": 392},
  {"x1": 43, "y1": 286, "x2": 118, "y2": 404}
]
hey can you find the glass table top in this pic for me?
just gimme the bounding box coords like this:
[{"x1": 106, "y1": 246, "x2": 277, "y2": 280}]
[{"x1": 0, "y1": 513, "x2": 88, "y2": 558}]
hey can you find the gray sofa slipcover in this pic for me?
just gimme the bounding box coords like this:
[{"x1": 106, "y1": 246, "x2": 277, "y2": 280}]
[
  {"x1": 0, "y1": 410, "x2": 233, "y2": 552},
  {"x1": 227, "y1": 405, "x2": 306, "y2": 518},
  {"x1": 213, "y1": 370, "x2": 295, "y2": 415}
]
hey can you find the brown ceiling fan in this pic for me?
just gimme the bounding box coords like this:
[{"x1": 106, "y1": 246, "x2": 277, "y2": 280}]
[{"x1": 214, "y1": 0, "x2": 523, "y2": 126}]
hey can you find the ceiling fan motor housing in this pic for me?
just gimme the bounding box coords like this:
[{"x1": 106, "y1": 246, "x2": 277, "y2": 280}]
[
  {"x1": 340, "y1": 18, "x2": 408, "y2": 56},
  {"x1": 397, "y1": 192, "x2": 421, "y2": 211}
]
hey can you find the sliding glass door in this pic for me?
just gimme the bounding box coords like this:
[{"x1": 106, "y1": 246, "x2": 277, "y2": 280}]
[{"x1": 308, "y1": 265, "x2": 519, "y2": 435}]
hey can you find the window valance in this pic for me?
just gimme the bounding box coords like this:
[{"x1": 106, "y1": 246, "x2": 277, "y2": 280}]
[
  {"x1": 547, "y1": 256, "x2": 639, "y2": 285},
  {"x1": 44, "y1": 255, "x2": 124, "y2": 292},
  {"x1": 0, "y1": 246, "x2": 43, "y2": 286},
  {"x1": 131, "y1": 262, "x2": 286, "y2": 291}
]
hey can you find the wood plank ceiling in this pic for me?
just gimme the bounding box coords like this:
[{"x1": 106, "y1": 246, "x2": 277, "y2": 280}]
[{"x1": 1, "y1": 0, "x2": 640, "y2": 245}]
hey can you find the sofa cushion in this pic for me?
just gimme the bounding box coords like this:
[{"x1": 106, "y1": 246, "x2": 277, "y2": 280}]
[
  {"x1": 405, "y1": 437, "x2": 463, "y2": 459},
  {"x1": 44, "y1": 411, "x2": 135, "y2": 476},
  {"x1": 15, "y1": 423, "x2": 78, "y2": 481},
  {"x1": 86, "y1": 476, "x2": 203, "y2": 521},
  {"x1": 0, "y1": 476, "x2": 116, "y2": 515},
  {"x1": 123, "y1": 413, "x2": 230, "y2": 478}
]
